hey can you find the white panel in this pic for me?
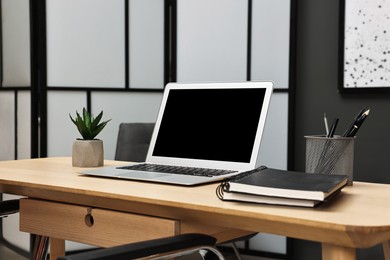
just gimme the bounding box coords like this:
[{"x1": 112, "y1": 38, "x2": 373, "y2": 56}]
[
  {"x1": 17, "y1": 91, "x2": 31, "y2": 159},
  {"x1": 2, "y1": 194, "x2": 29, "y2": 251},
  {"x1": 91, "y1": 92, "x2": 163, "y2": 159},
  {"x1": 251, "y1": 0, "x2": 290, "y2": 88},
  {"x1": 176, "y1": 0, "x2": 247, "y2": 82},
  {"x1": 46, "y1": 0, "x2": 125, "y2": 87},
  {"x1": 257, "y1": 93, "x2": 288, "y2": 170},
  {"x1": 129, "y1": 0, "x2": 164, "y2": 89},
  {"x1": 0, "y1": 92, "x2": 15, "y2": 160},
  {"x1": 2, "y1": 91, "x2": 29, "y2": 251},
  {"x1": 47, "y1": 91, "x2": 87, "y2": 157},
  {"x1": 3, "y1": 91, "x2": 31, "y2": 251},
  {"x1": 2, "y1": 0, "x2": 31, "y2": 87}
]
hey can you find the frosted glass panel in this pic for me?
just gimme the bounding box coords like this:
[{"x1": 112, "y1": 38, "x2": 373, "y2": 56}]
[
  {"x1": 176, "y1": 0, "x2": 247, "y2": 82},
  {"x1": 46, "y1": 0, "x2": 125, "y2": 88},
  {"x1": 2, "y1": 194, "x2": 29, "y2": 251},
  {"x1": 17, "y1": 91, "x2": 31, "y2": 159},
  {"x1": 1, "y1": 0, "x2": 31, "y2": 87},
  {"x1": 91, "y1": 92, "x2": 163, "y2": 159},
  {"x1": 129, "y1": 0, "x2": 164, "y2": 89},
  {"x1": 47, "y1": 91, "x2": 87, "y2": 156},
  {"x1": 0, "y1": 92, "x2": 15, "y2": 160},
  {"x1": 251, "y1": 0, "x2": 290, "y2": 89},
  {"x1": 257, "y1": 93, "x2": 288, "y2": 170}
]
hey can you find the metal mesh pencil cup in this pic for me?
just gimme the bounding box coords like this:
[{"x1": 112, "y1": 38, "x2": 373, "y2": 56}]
[{"x1": 305, "y1": 135, "x2": 355, "y2": 185}]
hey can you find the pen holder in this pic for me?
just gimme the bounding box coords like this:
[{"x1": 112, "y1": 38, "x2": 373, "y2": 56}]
[{"x1": 305, "y1": 135, "x2": 355, "y2": 185}]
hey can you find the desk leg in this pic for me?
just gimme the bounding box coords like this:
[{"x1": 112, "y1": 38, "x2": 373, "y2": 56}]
[
  {"x1": 322, "y1": 243, "x2": 356, "y2": 260},
  {"x1": 50, "y1": 238, "x2": 65, "y2": 260},
  {"x1": 383, "y1": 240, "x2": 390, "y2": 260}
]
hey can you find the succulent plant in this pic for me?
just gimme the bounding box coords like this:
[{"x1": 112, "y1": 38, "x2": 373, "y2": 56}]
[{"x1": 69, "y1": 108, "x2": 111, "y2": 140}]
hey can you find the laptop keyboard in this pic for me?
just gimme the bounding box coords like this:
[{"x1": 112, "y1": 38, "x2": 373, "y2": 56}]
[{"x1": 117, "y1": 163, "x2": 236, "y2": 177}]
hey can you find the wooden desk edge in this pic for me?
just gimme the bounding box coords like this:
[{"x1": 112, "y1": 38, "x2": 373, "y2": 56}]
[{"x1": 0, "y1": 157, "x2": 389, "y2": 251}]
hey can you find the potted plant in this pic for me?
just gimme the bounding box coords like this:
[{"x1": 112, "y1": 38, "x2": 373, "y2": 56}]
[{"x1": 69, "y1": 108, "x2": 111, "y2": 167}]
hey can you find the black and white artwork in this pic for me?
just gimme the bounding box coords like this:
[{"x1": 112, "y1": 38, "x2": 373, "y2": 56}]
[{"x1": 342, "y1": 0, "x2": 390, "y2": 89}]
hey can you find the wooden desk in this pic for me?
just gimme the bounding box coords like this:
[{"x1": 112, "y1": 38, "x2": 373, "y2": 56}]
[{"x1": 0, "y1": 158, "x2": 389, "y2": 260}]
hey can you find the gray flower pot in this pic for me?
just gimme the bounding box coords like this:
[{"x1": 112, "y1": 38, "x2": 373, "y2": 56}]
[{"x1": 72, "y1": 139, "x2": 104, "y2": 167}]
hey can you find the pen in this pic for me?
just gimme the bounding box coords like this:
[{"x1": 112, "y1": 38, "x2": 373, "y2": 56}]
[
  {"x1": 346, "y1": 109, "x2": 370, "y2": 137},
  {"x1": 343, "y1": 107, "x2": 368, "y2": 137},
  {"x1": 327, "y1": 118, "x2": 339, "y2": 138},
  {"x1": 347, "y1": 125, "x2": 359, "y2": 137},
  {"x1": 324, "y1": 113, "x2": 329, "y2": 136},
  {"x1": 343, "y1": 108, "x2": 370, "y2": 137}
]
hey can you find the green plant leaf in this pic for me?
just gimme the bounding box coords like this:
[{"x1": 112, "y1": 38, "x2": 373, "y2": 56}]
[
  {"x1": 89, "y1": 120, "x2": 111, "y2": 140},
  {"x1": 76, "y1": 111, "x2": 90, "y2": 139},
  {"x1": 83, "y1": 108, "x2": 91, "y2": 130},
  {"x1": 70, "y1": 107, "x2": 110, "y2": 140},
  {"x1": 69, "y1": 114, "x2": 77, "y2": 125},
  {"x1": 91, "y1": 110, "x2": 103, "y2": 130}
]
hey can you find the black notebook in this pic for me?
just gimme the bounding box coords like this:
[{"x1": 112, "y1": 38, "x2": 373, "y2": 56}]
[{"x1": 216, "y1": 166, "x2": 348, "y2": 207}]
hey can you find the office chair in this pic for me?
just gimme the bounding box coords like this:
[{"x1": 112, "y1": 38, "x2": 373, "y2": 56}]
[
  {"x1": 115, "y1": 123, "x2": 155, "y2": 163},
  {"x1": 57, "y1": 233, "x2": 225, "y2": 260},
  {"x1": 114, "y1": 122, "x2": 256, "y2": 259},
  {"x1": 0, "y1": 199, "x2": 20, "y2": 217},
  {"x1": 0, "y1": 198, "x2": 23, "y2": 256}
]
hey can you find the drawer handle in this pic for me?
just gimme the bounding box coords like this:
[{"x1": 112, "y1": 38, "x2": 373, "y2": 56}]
[{"x1": 85, "y1": 208, "x2": 94, "y2": 227}]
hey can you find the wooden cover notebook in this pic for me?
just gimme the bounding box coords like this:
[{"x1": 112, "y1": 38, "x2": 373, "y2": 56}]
[{"x1": 216, "y1": 166, "x2": 348, "y2": 207}]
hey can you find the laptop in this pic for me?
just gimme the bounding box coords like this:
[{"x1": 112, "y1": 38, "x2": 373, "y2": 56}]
[{"x1": 80, "y1": 81, "x2": 273, "y2": 185}]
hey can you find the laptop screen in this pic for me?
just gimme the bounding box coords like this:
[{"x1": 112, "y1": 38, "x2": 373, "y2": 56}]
[
  {"x1": 146, "y1": 81, "x2": 274, "y2": 173},
  {"x1": 152, "y1": 88, "x2": 266, "y2": 163}
]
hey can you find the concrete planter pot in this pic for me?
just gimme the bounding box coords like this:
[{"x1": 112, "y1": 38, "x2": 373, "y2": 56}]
[{"x1": 72, "y1": 139, "x2": 104, "y2": 167}]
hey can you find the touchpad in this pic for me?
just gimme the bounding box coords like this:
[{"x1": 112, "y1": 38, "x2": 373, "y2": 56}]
[{"x1": 117, "y1": 172, "x2": 169, "y2": 179}]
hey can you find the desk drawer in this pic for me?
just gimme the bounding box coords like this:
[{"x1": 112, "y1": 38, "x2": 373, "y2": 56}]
[{"x1": 20, "y1": 199, "x2": 179, "y2": 247}]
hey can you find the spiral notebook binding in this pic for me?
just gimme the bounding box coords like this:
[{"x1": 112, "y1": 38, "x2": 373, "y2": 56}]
[
  {"x1": 216, "y1": 166, "x2": 268, "y2": 200},
  {"x1": 216, "y1": 182, "x2": 226, "y2": 200}
]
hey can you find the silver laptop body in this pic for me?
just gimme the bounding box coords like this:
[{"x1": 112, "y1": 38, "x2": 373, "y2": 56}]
[{"x1": 80, "y1": 81, "x2": 273, "y2": 185}]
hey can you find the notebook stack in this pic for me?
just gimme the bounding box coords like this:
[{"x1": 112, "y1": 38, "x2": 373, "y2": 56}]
[{"x1": 216, "y1": 166, "x2": 348, "y2": 207}]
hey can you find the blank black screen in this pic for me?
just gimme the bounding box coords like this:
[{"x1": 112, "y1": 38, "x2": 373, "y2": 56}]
[{"x1": 152, "y1": 88, "x2": 266, "y2": 163}]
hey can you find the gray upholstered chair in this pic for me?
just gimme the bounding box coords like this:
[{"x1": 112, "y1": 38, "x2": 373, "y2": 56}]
[
  {"x1": 0, "y1": 198, "x2": 25, "y2": 256},
  {"x1": 0, "y1": 199, "x2": 19, "y2": 217},
  {"x1": 114, "y1": 123, "x2": 155, "y2": 162}
]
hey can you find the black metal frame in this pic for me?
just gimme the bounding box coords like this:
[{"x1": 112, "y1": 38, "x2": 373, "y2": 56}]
[
  {"x1": 30, "y1": 0, "x2": 47, "y2": 158},
  {"x1": 338, "y1": 0, "x2": 390, "y2": 94}
]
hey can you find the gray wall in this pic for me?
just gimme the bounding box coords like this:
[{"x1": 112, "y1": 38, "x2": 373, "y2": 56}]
[{"x1": 292, "y1": 0, "x2": 390, "y2": 259}]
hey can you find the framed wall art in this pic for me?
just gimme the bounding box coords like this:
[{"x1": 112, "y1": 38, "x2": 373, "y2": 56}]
[{"x1": 339, "y1": 0, "x2": 390, "y2": 92}]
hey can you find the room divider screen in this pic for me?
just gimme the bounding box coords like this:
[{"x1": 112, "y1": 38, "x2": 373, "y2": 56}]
[{"x1": 0, "y1": 0, "x2": 296, "y2": 258}]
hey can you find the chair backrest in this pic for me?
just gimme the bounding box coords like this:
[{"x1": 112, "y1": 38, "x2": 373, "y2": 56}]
[{"x1": 114, "y1": 123, "x2": 155, "y2": 162}]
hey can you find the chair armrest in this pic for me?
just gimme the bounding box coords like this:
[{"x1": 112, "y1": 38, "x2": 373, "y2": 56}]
[
  {"x1": 57, "y1": 233, "x2": 217, "y2": 260},
  {"x1": 0, "y1": 199, "x2": 20, "y2": 217}
]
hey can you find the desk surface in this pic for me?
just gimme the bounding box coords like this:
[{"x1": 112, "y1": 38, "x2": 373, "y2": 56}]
[{"x1": 0, "y1": 157, "x2": 389, "y2": 251}]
